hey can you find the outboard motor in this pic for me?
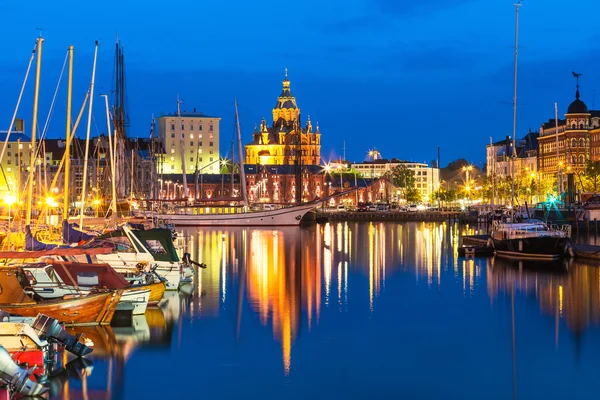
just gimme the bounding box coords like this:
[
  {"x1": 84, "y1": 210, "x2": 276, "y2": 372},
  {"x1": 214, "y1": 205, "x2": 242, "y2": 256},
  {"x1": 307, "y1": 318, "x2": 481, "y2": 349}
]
[
  {"x1": 31, "y1": 314, "x2": 93, "y2": 357},
  {"x1": 0, "y1": 345, "x2": 47, "y2": 396}
]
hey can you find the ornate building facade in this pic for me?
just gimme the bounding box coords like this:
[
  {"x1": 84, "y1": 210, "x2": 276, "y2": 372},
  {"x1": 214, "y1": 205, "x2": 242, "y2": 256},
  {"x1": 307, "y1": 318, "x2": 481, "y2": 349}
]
[
  {"x1": 538, "y1": 85, "x2": 591, "y2": 184},
  {"x1": 245, "y1": 72, "x2": 321, "y2": 166}
]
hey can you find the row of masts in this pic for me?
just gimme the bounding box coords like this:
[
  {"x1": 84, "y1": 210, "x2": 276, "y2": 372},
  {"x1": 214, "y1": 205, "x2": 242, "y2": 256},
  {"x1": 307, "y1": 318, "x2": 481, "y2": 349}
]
[{"x1": 1, "y1": 37, "x2": 131, "y2": 231}]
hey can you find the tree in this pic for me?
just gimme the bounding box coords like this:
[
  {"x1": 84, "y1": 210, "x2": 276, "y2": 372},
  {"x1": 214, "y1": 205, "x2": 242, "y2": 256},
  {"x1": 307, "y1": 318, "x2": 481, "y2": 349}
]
[
  {"x1": 580, "y1": 160, "x2": 600, "y2": 193},
  {"x1": 387, "y1": 165, "x2": 417, "y2": 202}
]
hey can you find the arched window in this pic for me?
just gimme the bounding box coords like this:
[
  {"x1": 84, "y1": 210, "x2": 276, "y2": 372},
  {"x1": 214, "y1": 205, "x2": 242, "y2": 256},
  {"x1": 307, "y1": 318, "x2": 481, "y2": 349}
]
[
  {"x1": 579, "y1": 138, "x2": 585, "y2": 147},
  {"x1": 572, "y1": 155, "x2": 577, "y2": 164},
  {"x1": 580, "y1": 155, "x2": 585, "y2": 164},
  {"x1": 572, "y1": 124, "x2": 576, "y2": 129},
  {"x1": 571, "y1": 139, "x2": 577, "y2": 147},
  {"x1": 580, "y1": 124, "x2": 584, "y2": 129}
]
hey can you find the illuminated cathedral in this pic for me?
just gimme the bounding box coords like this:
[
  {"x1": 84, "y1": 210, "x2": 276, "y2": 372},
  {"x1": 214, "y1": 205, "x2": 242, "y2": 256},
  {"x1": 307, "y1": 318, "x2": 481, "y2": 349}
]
[{"x1": 244, "y1": 71, "x2": 321, "y2": 166}]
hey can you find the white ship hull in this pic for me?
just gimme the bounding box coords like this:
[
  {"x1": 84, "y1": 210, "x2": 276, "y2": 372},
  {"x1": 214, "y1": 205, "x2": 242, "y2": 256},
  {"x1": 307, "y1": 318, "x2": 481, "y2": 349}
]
[{"x1": 154, "y1": 203, "x2": 318, "y2": 227}]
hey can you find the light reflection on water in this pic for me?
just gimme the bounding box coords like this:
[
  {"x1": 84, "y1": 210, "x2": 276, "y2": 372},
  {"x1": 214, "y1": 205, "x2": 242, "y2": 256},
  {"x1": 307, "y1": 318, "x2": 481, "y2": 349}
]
[{"x1": 52, "y1": 222, "x2": 600, "y2": 399}]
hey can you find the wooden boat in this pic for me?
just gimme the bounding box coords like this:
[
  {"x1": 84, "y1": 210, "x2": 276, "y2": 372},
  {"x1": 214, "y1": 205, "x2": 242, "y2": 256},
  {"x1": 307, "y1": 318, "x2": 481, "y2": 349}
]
[
  {"x1": 0, "y1": 268, "x2": 121, "y2": 326},
  {"x1": 23, "y1": 262, "x2": 163, "y2": 311},
  {"x1": 135, "y1": 281, "x2": 166, "y2": 305}
]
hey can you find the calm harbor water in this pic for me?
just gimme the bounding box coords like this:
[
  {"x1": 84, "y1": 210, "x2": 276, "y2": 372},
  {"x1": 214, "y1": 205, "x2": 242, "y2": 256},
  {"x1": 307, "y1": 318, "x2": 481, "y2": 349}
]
[{"x1": 54, "y1": 222, "x2": 600, "y2": 399}]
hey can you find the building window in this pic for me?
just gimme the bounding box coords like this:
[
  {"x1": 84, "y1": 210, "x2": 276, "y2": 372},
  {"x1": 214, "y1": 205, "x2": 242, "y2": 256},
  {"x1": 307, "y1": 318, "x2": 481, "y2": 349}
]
[
  {"x1": 190, "y1": 157, "x2": 194, "y2": 162},
  {"x1": 190, "y1": 141, "x2": 193, "y2": 146},
  {"x1": 181, "y1": 124, "x2": 185, "y2": 130},
  {"x1": 209, "y1": 142, "x2": 213, "y2": 147},
  {"x1": 190, "y1": 125, "x2": 194, "y2": 131},
  {"x1": 210, "y1": 157, "x2": 214, "y2": 162},
  {"x1": 210, "y1": 150, "x2": 213, "y2": 154},
  {"x1": 209, "y1": 125, "x2": 214, "y2": 132},
  {"x1": 7, "y1": 144, "x2": 10, "y2": 149},
  {"x1": 171, "y1": 124, "x2": 175, "y2": 130},
  {"x1": 171, "y1": 165, "x2": 174, "y2": 170},
  {"x1": 171, "y1": 133, "x2": 175, "y2": 138},
  {"x1": 7, "y1": 152, "x2": 10, "y2": 157},
  {"x1": 199, "y1": 141, "x2": 203, "y2": 146},
  {"x1": 199, "y1": 157, "x2": 203, "y2": 162},
  {"x1": 171, "y1": 149, "x2": 175, "y2": 154},
  {"x1": 199, "y1": 125, "x2": 203, "y2": 131},
  {"x1": 189, "y1": 134, "x2": 194, "y2": 139}
]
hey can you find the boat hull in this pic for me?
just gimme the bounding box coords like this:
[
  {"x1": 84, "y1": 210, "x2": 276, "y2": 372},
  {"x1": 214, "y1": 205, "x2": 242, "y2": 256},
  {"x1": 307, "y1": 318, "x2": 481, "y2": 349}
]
[
  {"x1": 154, "y1": 203, "x2": 318, "y2": 226},
  {"x1": 120, "y1": 288, "x2": 150, "y2": 315},
  {"x1": 129, "y1": 281, "x2": 166, "y2": 305},
  {"x1": 492, "y1": 236, "x2": 570, "y2": 261},
  {"x1": 0, "y1": 291, "x2": 122, "y2": 326}
]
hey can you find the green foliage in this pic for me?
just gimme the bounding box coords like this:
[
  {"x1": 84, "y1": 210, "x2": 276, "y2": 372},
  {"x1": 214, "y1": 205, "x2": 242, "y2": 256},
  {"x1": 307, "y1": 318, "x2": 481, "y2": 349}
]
[{"x1": 386, "y1": 165, "x2": 418, "y2": 202}]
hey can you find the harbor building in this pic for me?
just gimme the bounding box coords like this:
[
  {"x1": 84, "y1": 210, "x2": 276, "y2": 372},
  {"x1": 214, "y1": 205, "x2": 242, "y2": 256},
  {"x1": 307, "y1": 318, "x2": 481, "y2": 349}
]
[
  {"x1": 538, "y1": 87, "x2": 591, "y2": 184},
  {"x1": 156, "y1": 110, "x2": 221, "y2": 176},
  {"x1": 350, "y1": 159, "x2": 440, "y2": 202},
  {"x1": 245, "y1": 71, "x2": 321, "y2": 166}
]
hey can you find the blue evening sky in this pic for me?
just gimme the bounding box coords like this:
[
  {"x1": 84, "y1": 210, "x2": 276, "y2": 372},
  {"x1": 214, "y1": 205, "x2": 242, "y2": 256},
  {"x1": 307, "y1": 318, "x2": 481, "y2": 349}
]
[{"x1": 0, "y1": 0, "x2": 599, "y2": 169}]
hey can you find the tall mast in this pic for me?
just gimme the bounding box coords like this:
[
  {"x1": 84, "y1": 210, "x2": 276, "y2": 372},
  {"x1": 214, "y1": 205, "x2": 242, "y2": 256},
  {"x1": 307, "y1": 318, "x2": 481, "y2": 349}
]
[
  {"x1": 79, "y1": 41, "x2": 99, "y2": 228},
  {"x1": 177, "y1": 97, "x2": 189, "y2": 199},
  {"x1": 510, "y1": 1, "x2": 521, "y2": 214},
  {"x1": 63, "y1": 45, "x2": 74, "y2": 221},
  {"x1": 555, "y1": 103, "x2": 561, "y2": 196},
  {"x1": 235, "y1": 99, "x2": 248, "y2": 207},
  {"x1": 26, "y1": 37, "x2": 43, "y2": 226},
  {"x1": 102, "y1": 94, "x2": 118, "y2": 229}
]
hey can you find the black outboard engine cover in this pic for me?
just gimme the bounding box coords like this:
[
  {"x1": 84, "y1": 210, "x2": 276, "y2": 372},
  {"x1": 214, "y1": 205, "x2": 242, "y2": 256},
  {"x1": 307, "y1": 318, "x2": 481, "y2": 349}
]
[{"x1": 31, "y1": 314, "x2": 93, "y2": 357}]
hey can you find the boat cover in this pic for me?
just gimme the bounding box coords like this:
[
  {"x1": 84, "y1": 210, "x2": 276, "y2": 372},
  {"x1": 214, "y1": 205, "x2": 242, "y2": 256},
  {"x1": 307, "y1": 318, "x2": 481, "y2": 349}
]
[
  {"x1": 62, "y1": 221, "x2": 95, "y2": 244},
  {"x1": 49, "y1": 262, "x2": 129, "y2": 289},
  {"x1": 25, "y1": 226, "x2": 58, "y2": 251}
]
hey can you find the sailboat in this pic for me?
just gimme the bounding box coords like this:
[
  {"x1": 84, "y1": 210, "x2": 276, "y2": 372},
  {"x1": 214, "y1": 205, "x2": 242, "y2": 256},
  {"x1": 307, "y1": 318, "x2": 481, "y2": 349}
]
[
  {"x1": 152, "y1": 99, "x2": 323, "y2": 226},
  {"x1": 490, "y1": 3, "x2": 572, "y2": 261}
]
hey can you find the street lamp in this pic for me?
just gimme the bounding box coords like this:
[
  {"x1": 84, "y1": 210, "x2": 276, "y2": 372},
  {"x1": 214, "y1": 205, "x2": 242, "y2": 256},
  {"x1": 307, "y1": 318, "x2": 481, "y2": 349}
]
[{"x1": 93, "y1": 198, "x2": 101, "y2": 217}]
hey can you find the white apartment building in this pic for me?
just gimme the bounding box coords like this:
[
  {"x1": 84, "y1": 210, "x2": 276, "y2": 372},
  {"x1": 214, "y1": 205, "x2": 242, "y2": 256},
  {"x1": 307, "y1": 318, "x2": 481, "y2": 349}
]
[
  {"x1": 350, "y1": 159, "x2": 440, "y2": 202},
  {"x1": 157, "y1": 110, "x2": 221, "y2": 176}
]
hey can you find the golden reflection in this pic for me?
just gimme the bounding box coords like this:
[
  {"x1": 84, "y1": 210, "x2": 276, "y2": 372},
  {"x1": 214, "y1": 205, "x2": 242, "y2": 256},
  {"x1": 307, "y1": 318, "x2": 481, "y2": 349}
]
[{"x1": 243, "y1": 228, "x2": 322, "y2": 376}]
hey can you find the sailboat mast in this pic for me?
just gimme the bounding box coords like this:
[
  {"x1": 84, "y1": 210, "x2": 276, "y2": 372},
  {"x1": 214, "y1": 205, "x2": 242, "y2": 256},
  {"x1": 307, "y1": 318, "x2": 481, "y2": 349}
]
[
  {"x1": 79, "y1": 41, "x2": 99, "y2": 228},
  {"x1": 102, "y1": 94, "x2": 118, "y2": 228},
  {"x1": 177, "y1": 97, "x2": 189, "y2": 199},
  {"x1": 26, "y1": 37, "x2": 43, "y2": 226},
  {"x1": 555, "y1": 103, "x2": 561, "y2": 195},
  {"x1": 63, "y1": 45, "x2": 74, "y2": 220},
  {"x1": 510, "y1": 2, "x2": 521, "y2": 212},
  {"x1": 234, "y1": 99, "x2": 248, "y2": 207}
]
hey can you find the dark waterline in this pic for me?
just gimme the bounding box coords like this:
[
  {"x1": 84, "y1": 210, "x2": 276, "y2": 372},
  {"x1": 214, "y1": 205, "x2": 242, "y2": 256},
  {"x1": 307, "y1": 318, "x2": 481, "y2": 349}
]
[{"x1": 53, "y1": 222, "x2": 600, "y2": 399}]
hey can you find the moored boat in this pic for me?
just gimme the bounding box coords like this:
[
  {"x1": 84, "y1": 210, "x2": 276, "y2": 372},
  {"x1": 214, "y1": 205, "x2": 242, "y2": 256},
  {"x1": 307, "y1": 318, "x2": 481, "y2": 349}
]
[
  {"x1": 490, "y1": 219, "x2": 572, "y2": 261},
  {"x1": 0, "y1": 267, "x2": 122, "y2": 326}
]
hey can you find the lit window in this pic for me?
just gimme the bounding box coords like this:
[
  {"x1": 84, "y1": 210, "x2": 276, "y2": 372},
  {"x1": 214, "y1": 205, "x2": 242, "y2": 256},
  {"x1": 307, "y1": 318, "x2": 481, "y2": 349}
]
[
  {"x1": 171, "y1": 149, "x2": 175, "y2": 154},
  {"x1": 6, "y1": 168, "x2": 10, "y2": 172},
  {"x1": 198, "y1": 149, "x2": 202, "y2": 154},
  {"x1": 210, "y1": 134, "x2": 214, "y2": 139},
  {"x1": 189, "y1": 134, "x2": 194, "y2": 139},
  {"x1": 171, "y1": 156, "x2": 175, "y2": 161}
]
